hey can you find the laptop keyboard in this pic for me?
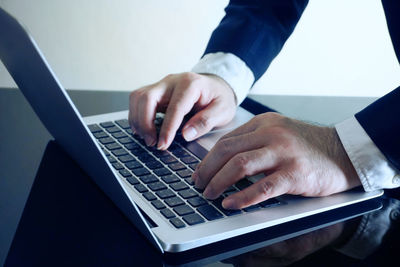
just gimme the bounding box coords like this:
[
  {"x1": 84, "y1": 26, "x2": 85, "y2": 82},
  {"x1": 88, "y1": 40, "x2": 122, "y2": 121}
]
[{"x1": 88, "y1": 119, "x2": 280, "y2": 229}]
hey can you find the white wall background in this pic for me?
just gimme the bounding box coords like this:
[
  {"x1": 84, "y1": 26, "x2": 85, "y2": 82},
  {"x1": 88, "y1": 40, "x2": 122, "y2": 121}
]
[{"x1": 0, "y1": 0, "x2": 399, "y2": 97}]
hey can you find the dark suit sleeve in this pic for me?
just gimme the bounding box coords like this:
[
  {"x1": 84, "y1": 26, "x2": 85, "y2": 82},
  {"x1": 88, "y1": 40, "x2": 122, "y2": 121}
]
[
  {"x1": 354, "y1": 1, "x2": 400, "y2": 172},
  {"x1": 203, "y1": 0, "x2": 309, "y2": 82},
  {"x1": 355, "y1": 87, "x2": 400, "y2": 172}
]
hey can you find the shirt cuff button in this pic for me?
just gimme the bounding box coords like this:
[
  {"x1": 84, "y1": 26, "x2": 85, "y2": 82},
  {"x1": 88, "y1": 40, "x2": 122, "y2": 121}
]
[{"x1": 392, "y1": 174, "x2": 400, "y2": 185}]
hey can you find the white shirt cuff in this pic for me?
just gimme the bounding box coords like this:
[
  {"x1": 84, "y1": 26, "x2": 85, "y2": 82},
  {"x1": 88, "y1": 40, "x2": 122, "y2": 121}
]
[
  {"x1": 335, "y1": 116, "x2": 400, "y2": 191},
  {"x1": 191, "y1": 52, "x2": 254, "y2": 105}
]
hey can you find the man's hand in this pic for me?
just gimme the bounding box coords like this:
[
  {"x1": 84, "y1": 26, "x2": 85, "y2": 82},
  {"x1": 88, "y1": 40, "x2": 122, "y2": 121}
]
[
  {"x1": 128, "y1": 72, "x2": 237, "y2": 150},
  {"x1": 192, "y1": 112, "x2": 361, "y2": 209}
]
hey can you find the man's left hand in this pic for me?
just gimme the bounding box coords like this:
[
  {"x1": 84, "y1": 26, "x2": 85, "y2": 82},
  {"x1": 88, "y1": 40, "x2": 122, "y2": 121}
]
[{"x1": 192, "y1": 112, "x2": 361, "y2": 209}]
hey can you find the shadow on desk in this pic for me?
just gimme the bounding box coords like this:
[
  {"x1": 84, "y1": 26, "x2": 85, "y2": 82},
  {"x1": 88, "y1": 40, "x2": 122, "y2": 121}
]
[{"x1": 5, "y1": 141, "x2": 398, "y2": 267}]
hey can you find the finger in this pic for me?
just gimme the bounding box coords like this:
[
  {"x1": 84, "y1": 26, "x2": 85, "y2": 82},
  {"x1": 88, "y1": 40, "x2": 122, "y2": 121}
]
[
  {"x1": 194, "y1": 130, "x2": 267, "y2": 189},
  {"x1": 203, "y1": 147, "x2": 277, "y2": 200},
  {"x1": 136, "y1": 91, "x2": 159, "y2": 146},
  {"x1": 222, "y1": 171, "x2": 290, "y2": 209},
  {"x1": 157, "y1": 84, "x2": 201, "y2": 150},
  {"x1": 129, "y1": 90, "x2": 140, "y2": 134},
  {"x1": 181, "y1": 99, "x2": 228, "y2": 142}
]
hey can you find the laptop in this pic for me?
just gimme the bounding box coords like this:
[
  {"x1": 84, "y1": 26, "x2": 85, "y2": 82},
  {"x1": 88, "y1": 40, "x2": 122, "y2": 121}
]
[{"x1": 0, "y1": 7, "x2": 383, "y2": 253}]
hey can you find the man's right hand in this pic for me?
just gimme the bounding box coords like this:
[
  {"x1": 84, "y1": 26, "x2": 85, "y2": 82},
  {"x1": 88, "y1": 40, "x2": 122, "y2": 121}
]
[{"x1": 128, "y1": 72, "x2": 237, "y2": 150}]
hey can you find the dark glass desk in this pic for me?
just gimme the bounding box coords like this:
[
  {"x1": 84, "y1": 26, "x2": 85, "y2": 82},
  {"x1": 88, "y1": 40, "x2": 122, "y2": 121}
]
[{"x1": 1, "y1": 88, "x2": 399, "y2": 266}]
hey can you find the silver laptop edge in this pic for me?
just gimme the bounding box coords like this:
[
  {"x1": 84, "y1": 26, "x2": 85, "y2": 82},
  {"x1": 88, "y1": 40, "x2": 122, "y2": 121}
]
[{"x1": 0, "y1": 7, "x2": 383, "y2": 253}]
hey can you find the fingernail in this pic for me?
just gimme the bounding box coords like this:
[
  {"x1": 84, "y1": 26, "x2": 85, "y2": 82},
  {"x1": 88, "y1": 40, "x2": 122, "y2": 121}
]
[
  {"x1": 203, "y1": 187, "x2": 211, "y2": 199},
  {"x1": 183, "y1": 126, "x2": 197, "y2": 141},
  {"x1": 144, "y1": 135, "x2": 155, "y2": 147},
  {"x1": 222, "y1": 198, "x2": 235, "y2": 210},
  {"x1": 157, "y1": 138, "x2": 165, "y2": 150},
  {"x1": 192, "y1": 172, "x2": 198, "y2": 183}
]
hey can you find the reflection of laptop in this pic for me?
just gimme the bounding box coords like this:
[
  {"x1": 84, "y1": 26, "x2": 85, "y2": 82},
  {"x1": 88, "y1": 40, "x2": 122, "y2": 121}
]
[{"x1": 0, "y1": 8, "x2": 383, "y2": 253}]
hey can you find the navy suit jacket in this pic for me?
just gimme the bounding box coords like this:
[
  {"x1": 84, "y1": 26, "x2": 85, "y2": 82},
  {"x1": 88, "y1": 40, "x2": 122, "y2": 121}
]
[{"x1": 203, "y1": 0, "x2": 400, "y2": 172}]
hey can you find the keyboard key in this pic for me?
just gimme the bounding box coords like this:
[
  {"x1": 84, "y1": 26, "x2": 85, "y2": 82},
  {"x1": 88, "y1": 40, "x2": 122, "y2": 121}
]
[
  {"x1": 112, "y1": 162, "x2": 124, "y2": 170},
  {"x1": 125, "y1": 161, "x2": 143, "y2": 170},
  {"x1": 118, "y1": 155, "x2": 135, "y2": 163},
  {"x1": 224, "y1": 186, "x2": 238, "y2": 193},
  {"x1": 172, "y1": 148, "x2": 190, "y2": 158},
  {"x1": 88, "y1": 124, "x2": 102, "y2": 133},
  {"x1": 115, "y1": 119, "x2": 131, "y2": 129},
  {"x1": 131, "y1": 147, "x2": 146, "y2": 156},
  {"x1": 160, "y1": 208, "x2": 175, "y2": 219},
  {"x1": 165, "y1": 196, "x2": 185, "y2": 207},
  {"x1": 93, "y1": 131, "x2": 108, "y2": 139},
  {"x1": 100, "y1": 121, "x2": 115, "y2": 128},
  {"x1": 151, "y1": 200, "x2": 166, "y2": 210},
  {"x1": 152, "y1": 150, "x2": 170, "y2": 158},
  {"x1": 259, "y1": 198, "x2": 280, "y2": 208},
  {"x1": 112, "y1": 149, "x2": 128, "y2": 157},
  {"x1": 183, "y1": 213, "x2": 205, "y2": 226},
  {"x1": 126, "y1": 177, "x2": 140, "y2": 185},
  {"x1": 143, "y1": 192, "x2": 157, "y2": 201},
  {"x1": 177, "y1": 169, "x2": 192, "y2": 178},
  {"x1": 168, "y1": 162, "x2": 186, "y2": 171},
  {"x1": 235, "y1": 179, "x2": 252, "y2": 190},
  {"x1": 243, "y1": 204, "x2": 261, "y2": 212},
  {"x1": 99, "y1": 137, "x2": 114, "y2": 145},
  {"x1": 184, "y1": 177, "x2": 195, "y2": 185},
  {"x1": 105, "y1": 142, "x2": 122, "y2": 150},
  {"x1": 153, "y1": 168, "x2": 171, "y2": 177},
  {"x1": 170, "y1": 218, "x2": 185, "y2": 229},
  {"x1": 101, "y1": 147, "x2": 110, "y2": 156},
  {"x1": 160, "y1": 155, "x2": 178, "y2": 164},
  {"x1": 106, "y1": 126, "x2": 121, "y2": 133},
  {"x1": 187, "y1": 197, "x2": 207, "y2": 207},
  {"x1": 170, "y1": 181, "x2": 189, "y2": 191},
  {"x1": 181, "y1": 156, "x2": 199, "y2": 164},
  {"x1": 156, "y1": 189, "x2": 175, "y2": 199},
  {"x1": 145, "y1": 160, "x2": 164, "y2": 170},
  {"x1": 161, "y1": 174, "x2": 180, "y2": 184},
  {"x1": 139, "y1": 174, "x2": 159, "y2": 184},
  {"x1": 173, "y1": 205, "x2": 194, "y2": 216},
  {"x1": 106, "y1": 155, "x2": 117, "y2": 163},
  {"x1": 132, "y1": 167, "x2": 150, "y2": 176},
  {"x1": 178, "y1": 189, "x2": 198, "y2": 199},
  {"x1": 212, "y1": 197, "x2": 241, "y2": 216},
  {"x1": 119, "y1": 136, "x2": 134, "y2": 144},
  {"x1": 148, "y1": 182, "x2": 167, "y2": 191},
  {"x1": 112, "y1": 132, "x2": 128, "y2": 139},
  {"x1": 124, "y1": 142, "x2": 141, "y2": 150},
  {"x1": 134, "y1": 184, "x2": 148, "y2": 193},
  {"x1": 138, "y1": 154, "x2": 156, "y2": 163},
  {"x1": 197, "y1": 205, "x2": 224, "y2": 221},
  {"x1": 189, "y1": 163, "x2": 199, "y2": 170},
  {"x1": 119, "y1": 169, "x2": 132, "y2": 178}
]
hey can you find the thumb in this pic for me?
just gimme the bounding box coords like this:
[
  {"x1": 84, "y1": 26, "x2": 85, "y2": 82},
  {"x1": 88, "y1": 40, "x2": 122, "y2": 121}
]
[{"x1": 181, "y1": 101, "x2": 227, "y2": 142}]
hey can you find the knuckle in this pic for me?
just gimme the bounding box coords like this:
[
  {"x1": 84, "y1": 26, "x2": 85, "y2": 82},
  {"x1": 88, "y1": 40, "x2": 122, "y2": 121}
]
[
  {"x1": 179, "y1": 72, "x2": 200, "y2": 88},
  {"x1": 164, "y1": 73, "x2": 175, "y2": 81},
  {"x1": 258, "y1": 180, "x2": 274, "y2": 197},
  {"x1": 215, "y1": 138, "x2": 233, "y2": 157},
  {"x1": 232, "y1": 154, "x2": 251, "y2": 176},
  {"x1": 196, "y1": 114, "x2": 212, "y2": 130}
]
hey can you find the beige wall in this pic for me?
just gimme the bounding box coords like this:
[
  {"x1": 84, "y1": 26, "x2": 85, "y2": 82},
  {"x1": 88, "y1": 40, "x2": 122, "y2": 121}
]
[{"x1": 1, "y1": 0, "x2": 399, "y2": 97}]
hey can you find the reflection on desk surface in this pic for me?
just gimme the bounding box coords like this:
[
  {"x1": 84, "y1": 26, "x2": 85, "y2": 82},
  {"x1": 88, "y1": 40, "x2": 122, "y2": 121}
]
[{"x1": 4, "y1": 141, "x2": 400, "y2": 266}]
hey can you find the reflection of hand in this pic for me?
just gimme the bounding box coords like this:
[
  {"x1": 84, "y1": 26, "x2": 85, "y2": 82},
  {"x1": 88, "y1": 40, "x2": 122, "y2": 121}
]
[
  {"x1": 226, "y1": 223, "x2": 344, "y2": 267},
  {"x1": 193, "y1": 113, "x2": 361, "y2": 209},
  {"x1": 128, "y1": 72, "x2": 236, "y2": 149}
]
